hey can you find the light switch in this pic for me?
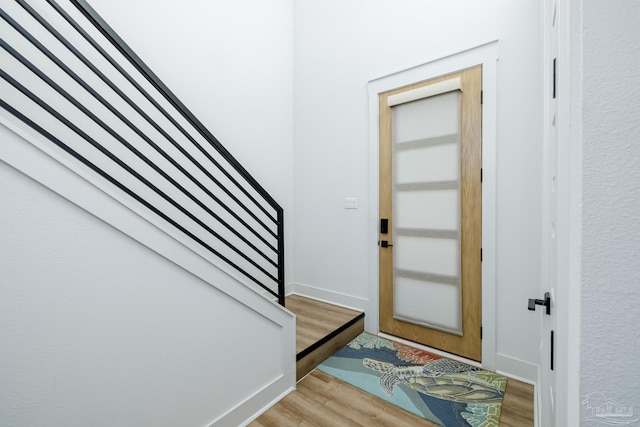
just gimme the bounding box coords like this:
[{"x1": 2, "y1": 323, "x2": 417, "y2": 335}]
[{"x1": 344, "y1": 197, "x2": 358, "y2": 209}]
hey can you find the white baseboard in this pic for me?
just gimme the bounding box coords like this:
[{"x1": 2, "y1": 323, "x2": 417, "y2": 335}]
[
  {"x1": 495, "y1": 353, "x2": 538, "y2": 385},
  {"x1": 287, "y1": 282, "x2": 368, "y2": 313},
  {"x1": 209, "y1": 369, "x2": 295, "y2": 427}
]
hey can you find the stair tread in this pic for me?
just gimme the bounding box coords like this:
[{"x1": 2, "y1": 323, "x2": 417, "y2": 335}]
[
  {"x1": 286, "y1": 295, "x2": 364, "y2": 381},
  {"x1": 286, "y1": 295, "x2": 363, "y2": 355}
]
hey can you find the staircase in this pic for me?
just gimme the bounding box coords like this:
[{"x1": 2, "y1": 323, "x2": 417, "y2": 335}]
[
  {"x1": 0, "y1": 2, "x2": 294, "y2": 425},
  {"x1": 286, "y1": 295, "x2": 364, "y2": 380},
  {"x1": 0, "y1": 0, "x2": 284, "y2": 305}
]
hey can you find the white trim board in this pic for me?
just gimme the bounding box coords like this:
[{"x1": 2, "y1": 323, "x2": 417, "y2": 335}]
[
  {"x1": 0, "y1": 117, "x2": 295, "y2": 334},
  {"x1": 553, "y1": 0, "x2": 581, "y2": 425},
  {"x1": 0, "y1": 103, "x2": 278, "y2": 307},
  {"x1": 367, "y1": 40, "x2": 499, "y2": 371}
]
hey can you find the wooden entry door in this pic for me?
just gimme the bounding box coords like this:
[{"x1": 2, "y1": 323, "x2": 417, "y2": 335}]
[{"x1": 379, "y1": 66, "x2": 482, "y2": 361}]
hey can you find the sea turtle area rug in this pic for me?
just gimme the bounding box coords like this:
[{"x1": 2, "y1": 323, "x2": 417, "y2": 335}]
[{"x1": 317, "y1": 332, "x2": 507, "y2": 427}]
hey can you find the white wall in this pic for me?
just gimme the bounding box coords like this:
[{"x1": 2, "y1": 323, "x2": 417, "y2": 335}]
[
  {"x1": 579, "y1": 0, "x2": 640, "y2": 420},
  {"x1": 292, "y1": 0, "x2": 543, "y2": 376},
  {"x1": 0, "y1": 159, "x2": 286, "y2": 426}
]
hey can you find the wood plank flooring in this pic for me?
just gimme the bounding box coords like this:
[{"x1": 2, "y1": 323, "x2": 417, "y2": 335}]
[
  {"x1": 253, "y1": 294, "x2": 535, "y2": 426},
  {"x1": 251, "y1": 370, "x2": 440, "y2": 427},
  {"x1": 251, "y1": 370, "x2": 534, "y2": 426},
  {"x1": 500, "y1": 377, "x2": 536, "y2": 426}
]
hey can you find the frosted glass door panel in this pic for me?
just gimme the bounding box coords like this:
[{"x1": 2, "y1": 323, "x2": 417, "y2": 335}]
[
  {"x1": 394, "y1": 277, "x2": 462, "y2": 334},
  {"x1": 394, "y1": 236, "x2": 458, "y2": 277},
  {"x1": 393, "y1": 92, "x2": 460, "y2": 143},
  {"x1": 391, "y1": 85, "x2": 462, "y2": 335},
  {"x1": 395, "y1": 190, "x2": 459, "y2": 230},
  {"x1": 395, "y1": 142, "x2": 459, "y2": 184}
]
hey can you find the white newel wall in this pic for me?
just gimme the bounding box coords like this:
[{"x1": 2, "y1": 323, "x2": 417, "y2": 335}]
[{"x1": 292, "y1": 0, "x2": 543, "y2": 379}]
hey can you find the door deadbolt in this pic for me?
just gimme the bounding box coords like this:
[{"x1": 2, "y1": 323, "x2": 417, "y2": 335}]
[{"x1": 380, "y1": 218, "x2": 389, "y2": 234}]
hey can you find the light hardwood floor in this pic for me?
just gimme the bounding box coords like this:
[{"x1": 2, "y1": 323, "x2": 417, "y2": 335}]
[
  {"x1": 251, "y1": 369, "x2": 440, "y2": 427},
  {"x1": 254, "y1": 295, "x2": 535, "y2": 426},
  {"x1": 251, "y1": 369, "x2": 534, "y2": 426},
  {"x1": 500, "y1": 377, "x2": 536, "y2": 426}
]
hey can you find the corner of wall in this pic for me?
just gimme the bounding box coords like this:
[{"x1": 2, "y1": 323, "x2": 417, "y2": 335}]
[{"x1": 209, "y1": 370, "x2": 295, "y2": 427}]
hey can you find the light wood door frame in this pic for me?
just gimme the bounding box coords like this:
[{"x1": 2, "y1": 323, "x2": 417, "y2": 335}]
[{"x1": 378, "y1": 66, "x2": 482, "y2": 361}]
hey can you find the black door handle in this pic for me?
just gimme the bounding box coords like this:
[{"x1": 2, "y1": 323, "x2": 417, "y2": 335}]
[
  {"x1": 528, "y1": 292, "x2": 551, "y2": 315},
  {"x1": 380, "y1": 240, "x2": 393, "y2": 248}
]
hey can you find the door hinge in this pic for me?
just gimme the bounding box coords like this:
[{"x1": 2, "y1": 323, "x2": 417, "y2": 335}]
[
  {"x1": 553, "y1": 58, "x2": 557, "y2": 99},
  {"x1": 551, "y1": 330, "x2": 555, "y2": 371},
  {"x1": 480, "y1": 168, "x2": 483, "y2": 183},
  {"x1": 480, "y1": 248, "x2": 483, "y2": 262},
  {"x1": 480, "y1": 90, "x2": 483, "y2": 104},
  {"x1": 480, "y1": 326, "x2": 483, "y2": 340}
]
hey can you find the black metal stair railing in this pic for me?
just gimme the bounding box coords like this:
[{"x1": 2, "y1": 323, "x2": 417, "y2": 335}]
[{"x1": 0, "y1": 0, "x2": 285, "y2": 306}]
